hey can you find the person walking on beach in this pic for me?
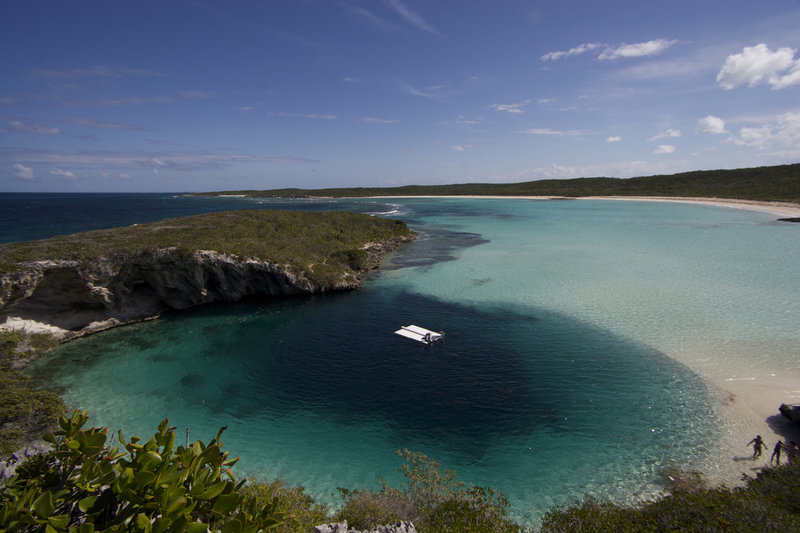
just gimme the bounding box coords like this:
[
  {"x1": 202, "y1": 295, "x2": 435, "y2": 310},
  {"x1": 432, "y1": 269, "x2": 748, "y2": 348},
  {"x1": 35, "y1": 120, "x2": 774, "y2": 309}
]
[
  {"x1": 747, "y1": 435, "x2": 766, "y2": 459},
  {"x1": 771, "y1": 440, "x2": 784, "y2": 465}
]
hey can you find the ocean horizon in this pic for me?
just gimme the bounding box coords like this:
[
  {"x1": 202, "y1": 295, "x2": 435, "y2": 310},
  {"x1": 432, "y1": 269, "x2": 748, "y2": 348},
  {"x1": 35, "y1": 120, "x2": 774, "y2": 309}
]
[{"x1": 5, "y1": 193, "x2": 799, "y2": 527}]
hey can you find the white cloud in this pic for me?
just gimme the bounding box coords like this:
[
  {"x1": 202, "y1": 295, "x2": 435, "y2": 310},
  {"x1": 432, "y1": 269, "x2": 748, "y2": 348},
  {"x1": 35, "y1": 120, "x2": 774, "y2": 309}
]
[
  {"x1": 27, "y1": 65, "x2": 164, "y2": 80},
  {"x1": 2, "y1": 150, "x2": 312, "y2": 172},
  {"x1": 51, "y1": 168, "x2": 76, "y2": 180},
  {"x1": 268, "y1": 112, "x2": 338, "y2": 120},
  {"x1": 383, "y1": 0, "x2": 440, "y2": 36},
  {"x1": 598, "y1": 39, "x2": 678, "y2": 60},
  {"x1": 13, "y1": 163, "x2": 34, "y2": 179},
  {"x1": 729, "y1": 111, "x2": 800, "y2": 152},
  {"x1": 697, "y1": 115, "x2": 727, "y2": 134},
  {"x1": 542, "y1": 39, "x2": 678, "y2": 63},
  {"x1": 73, "y1": 117, "x2": 142, "y2": 130},
  {"x1": 517, "y1": 128, "x2": 592, "y2": 136},
  {"x1": 517, "y1": 160, "x2": 656, "y2": 180},
  {"x1": 654, "y1": 144, "x2": 675, "y2": 154},
  {"x1": 490, "y1": 102, "x2": 528, "y2": 114},
  {"x1": 10, "y1": 120, "x2": 60, "y2": 134},
  {"x1": 650, "y1": 129, "x2": 681, "y2": 140},
  {"x1": 540, "y1": 42, "x2": 601, "y2": 61},
  {"x1": 716, "y1": 43, "x2": 800, "y2": 90},
  {"x1": 606, "y1": 136, "x2": 622, "y2": 143},
  {"x1": 450, "y1": 145, "x2": 465, "y2": 152},
  {"x1": 444, "y1": 114, "x2": 484, "y2": 126},
  {"x1": 361, "y1": 117, "x2": 399, "y2": 124}
]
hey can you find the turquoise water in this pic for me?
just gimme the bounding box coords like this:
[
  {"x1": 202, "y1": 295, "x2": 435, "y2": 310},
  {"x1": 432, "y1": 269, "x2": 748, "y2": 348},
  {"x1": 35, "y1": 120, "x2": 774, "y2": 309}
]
[{"x1": 22, "y1": 197, "x2": 800, "y2": 526}]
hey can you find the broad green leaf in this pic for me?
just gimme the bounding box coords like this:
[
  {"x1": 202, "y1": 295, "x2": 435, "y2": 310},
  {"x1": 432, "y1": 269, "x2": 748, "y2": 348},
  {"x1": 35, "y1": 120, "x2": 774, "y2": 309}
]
[
  {"x1": 32, "y1": 491, "x2": 55, "y2": 518},
  {"x1": 136, "y1": 513, "x2": 151, "y2": 529},
  {"x1": 212, "y1": 493, "x2": 240, "y2": 515},
  {"x1": 133, "y1": 470, "x2": 156, "y2": 490},
  {"x1": 165, "y1": 496, "x2": 188, "y2": 518},
  {"x1": 221, "y1": 518, "x2": 243, "y2": 533},
  {"x1": 185, "y1": 522, "x2": 208, "y2": 533},
  {"x1": 47, "y1": 514, "x2": 70, "y2": 529},
  {"x1": 198, "y1": 481, "x2": 228, "y2": 501},
  {"x1": 78, "y1": 495, "x2": 97, "y2": 513},
  {"x1": 75, "y1": 523, "x2": 96, "y2": 533},
  {"x1": 139, "y1": 451, "x2": 162, "y2": 471}
]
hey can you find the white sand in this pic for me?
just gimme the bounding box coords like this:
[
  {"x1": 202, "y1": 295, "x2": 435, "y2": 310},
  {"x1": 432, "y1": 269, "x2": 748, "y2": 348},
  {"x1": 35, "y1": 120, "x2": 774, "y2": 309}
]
[
  {"x1": 367, "y1": 194, "x2": 800, "y2": 218},
  {"x1": 365, "y1": 193, "x2": 800, "y2": 483}
]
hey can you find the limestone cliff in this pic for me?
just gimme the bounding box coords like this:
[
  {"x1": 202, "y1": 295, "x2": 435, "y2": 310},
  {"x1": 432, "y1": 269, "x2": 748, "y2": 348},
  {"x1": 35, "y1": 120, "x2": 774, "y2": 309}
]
[{"x1": 0, "y1": 210, "x2": 415, "y2": 340}]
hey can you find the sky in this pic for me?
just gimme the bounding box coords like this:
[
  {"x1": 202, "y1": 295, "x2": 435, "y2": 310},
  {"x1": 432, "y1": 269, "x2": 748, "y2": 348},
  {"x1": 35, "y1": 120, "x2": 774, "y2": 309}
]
[{"x1": 2, "y1": 1, "x2": 800, "y2": 193}]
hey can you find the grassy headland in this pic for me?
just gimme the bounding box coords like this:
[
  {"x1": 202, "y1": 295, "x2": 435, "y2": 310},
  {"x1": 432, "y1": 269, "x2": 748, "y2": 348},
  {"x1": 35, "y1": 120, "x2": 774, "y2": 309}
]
[
  {"x1": 0, "y1": 209, "x2": 414, "y2": 455},
  {"x1": 0, "y1": 209, "x2": 413, "y2": 279},
  {"x1": 191, "y1": 162, "x2": 800, "y2": 203}
]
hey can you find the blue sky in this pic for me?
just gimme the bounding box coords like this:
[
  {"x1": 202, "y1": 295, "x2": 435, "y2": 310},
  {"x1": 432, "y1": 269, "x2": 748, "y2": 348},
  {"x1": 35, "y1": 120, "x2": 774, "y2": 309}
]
[{"x1": 2, "y1": 1, "x2": 800, "y2": 193}]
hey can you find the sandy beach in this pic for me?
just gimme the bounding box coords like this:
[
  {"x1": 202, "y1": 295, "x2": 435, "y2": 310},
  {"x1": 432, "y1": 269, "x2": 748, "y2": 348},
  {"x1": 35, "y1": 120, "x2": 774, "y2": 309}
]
[
  {"x1": 365, "y1": 193, "x2": 800, "y2": 484},
  {"x1": 366, "y1": 194, "x2": 800, "y2": 218}
]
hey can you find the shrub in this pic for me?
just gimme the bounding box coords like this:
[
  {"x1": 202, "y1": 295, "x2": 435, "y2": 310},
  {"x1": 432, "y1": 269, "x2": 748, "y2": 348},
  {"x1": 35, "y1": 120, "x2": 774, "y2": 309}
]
[
  {"x1": 336, "y1": 449, "x2": 520, "y2": 532},
  {"x1": 241, "y1": 478, "x2": 330, "y2": 533},
  {"x1": 0, "y1": 368, "x2": 65, "y2": 456},
  {"x1": 540, "y1": 461, "x2": 800, "y2": 532},
  {"x1": 0, "y1": 410, "x2": 289, "y2": 532}
]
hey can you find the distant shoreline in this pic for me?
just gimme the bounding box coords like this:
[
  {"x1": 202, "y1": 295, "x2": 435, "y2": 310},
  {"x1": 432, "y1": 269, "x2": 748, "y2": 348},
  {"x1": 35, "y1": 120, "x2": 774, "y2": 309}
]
[{"x1": 354, "y1": 195, "x2": 800, "y2": 218}]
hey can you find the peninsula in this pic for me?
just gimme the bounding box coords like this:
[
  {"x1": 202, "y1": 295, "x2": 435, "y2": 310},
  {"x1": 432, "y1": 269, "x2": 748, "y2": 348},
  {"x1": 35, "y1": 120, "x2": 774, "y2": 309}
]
[{"x1": 0, "y1": 209, "x2": 415, "y2": 342}]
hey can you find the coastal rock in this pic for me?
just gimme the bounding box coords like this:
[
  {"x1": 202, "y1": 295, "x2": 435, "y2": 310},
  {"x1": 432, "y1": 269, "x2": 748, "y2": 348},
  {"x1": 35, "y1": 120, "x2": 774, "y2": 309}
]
[
  {"x1": 0, "y1": 242, "x2": 409, "y2": 339},
  {"x1": 314, "y1": 521, "x2": 416, "y2": 533},
  {"x1": 0, "y1": 442, "x2": 52, "y2": 480},
  {"x1": 779, "y1": 403, "x2": 800, "y2": 427}
]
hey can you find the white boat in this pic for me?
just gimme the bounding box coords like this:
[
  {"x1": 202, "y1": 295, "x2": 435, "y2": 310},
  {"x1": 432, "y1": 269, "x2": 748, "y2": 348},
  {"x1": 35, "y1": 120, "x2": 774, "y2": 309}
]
[{"x1": 394, "y1": 325, "x2": 445, "y2": 344}]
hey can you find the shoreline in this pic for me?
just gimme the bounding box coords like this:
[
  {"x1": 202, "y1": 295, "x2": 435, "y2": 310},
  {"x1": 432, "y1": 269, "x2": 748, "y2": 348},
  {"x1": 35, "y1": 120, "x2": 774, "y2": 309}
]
[
  {"x1": 358, "y1": 194, "x2": 800, "y2": 218},
  {"x1": 7, "y1": 194, "x2": 799, "y2": 496},
  {"x1": 361, "y1": 193, "x2": 800, "y2": 485}
]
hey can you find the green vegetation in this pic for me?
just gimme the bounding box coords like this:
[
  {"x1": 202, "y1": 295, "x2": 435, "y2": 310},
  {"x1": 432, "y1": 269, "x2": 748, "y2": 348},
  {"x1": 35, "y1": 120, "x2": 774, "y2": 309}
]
[
  {"x1": 3, "y1": 412, "x2": 800, "y2": 532},
  {"x1": 0, "y1": 331, "x2": 65, "y2": 455},
  {"x1": 0, "y1": 209, "x2": 412, "y2": 455},
  {"x1": 540, "y1": 460, "x2": 800, "y2": 532},
  {"x1": 1, "y1": 416, "x2": 520, "y2": 532},
  {"x1": 196, "y1": 162, "x2": 800, "y2": 203},
  {"x1": 334, "y1": 449, "x2": 520, "y2": 532},
  {"x1": 0, "y1": 410, "x2": 289, "y2": 532},
  {"x1": 0, "y1": 209, "x2": 414, "y2": 283}
]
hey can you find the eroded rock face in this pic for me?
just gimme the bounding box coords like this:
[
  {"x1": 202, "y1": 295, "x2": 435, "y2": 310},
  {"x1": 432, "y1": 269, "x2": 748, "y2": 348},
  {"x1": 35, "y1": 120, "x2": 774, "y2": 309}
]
[{"x1": 0, "y1": 248, "x2": 365, "y2": 337}]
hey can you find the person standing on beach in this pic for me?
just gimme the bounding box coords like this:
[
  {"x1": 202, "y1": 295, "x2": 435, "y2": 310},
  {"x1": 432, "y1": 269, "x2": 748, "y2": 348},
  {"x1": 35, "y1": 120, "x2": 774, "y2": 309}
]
[
  {"x1": 771, "y1": 440, "x2": 784, "y2": 465},
  {"x1": 747, "y1": 435, "x2": 766, "y2": 459}
]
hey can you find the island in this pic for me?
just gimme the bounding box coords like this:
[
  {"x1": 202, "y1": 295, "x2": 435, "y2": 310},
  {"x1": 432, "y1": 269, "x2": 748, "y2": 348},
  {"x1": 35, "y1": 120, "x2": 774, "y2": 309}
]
[{"x1": 0, "y1": 209, "x2": 415, "y2": 342}]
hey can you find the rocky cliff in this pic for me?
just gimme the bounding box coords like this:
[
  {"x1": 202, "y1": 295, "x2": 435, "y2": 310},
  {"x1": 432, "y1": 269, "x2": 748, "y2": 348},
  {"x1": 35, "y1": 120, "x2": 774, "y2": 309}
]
[{"x1": 0, "y1": 210, "x2": 415, "y2": 340}]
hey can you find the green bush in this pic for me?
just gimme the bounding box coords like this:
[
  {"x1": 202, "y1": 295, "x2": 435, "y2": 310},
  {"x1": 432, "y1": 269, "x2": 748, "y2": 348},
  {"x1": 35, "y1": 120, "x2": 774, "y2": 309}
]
[
  {"x1": 0, "y1": 368, "x2": 65, "y2": 456},
  {"x1": 0, "y1": 331, "x2": 21, "y2": 359},
  {"x1": 540, "y1": 461, "x2": 800, "y2": 532},
  {"x1": 336, "y1": 449, "x2": 520, "y2": 532},
  {"x1": 240, "y1": 478, "x2": 330, "y2": 533},
  {"x1": 0, "y1": 410, "x2": 289, "y2": 532}
]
